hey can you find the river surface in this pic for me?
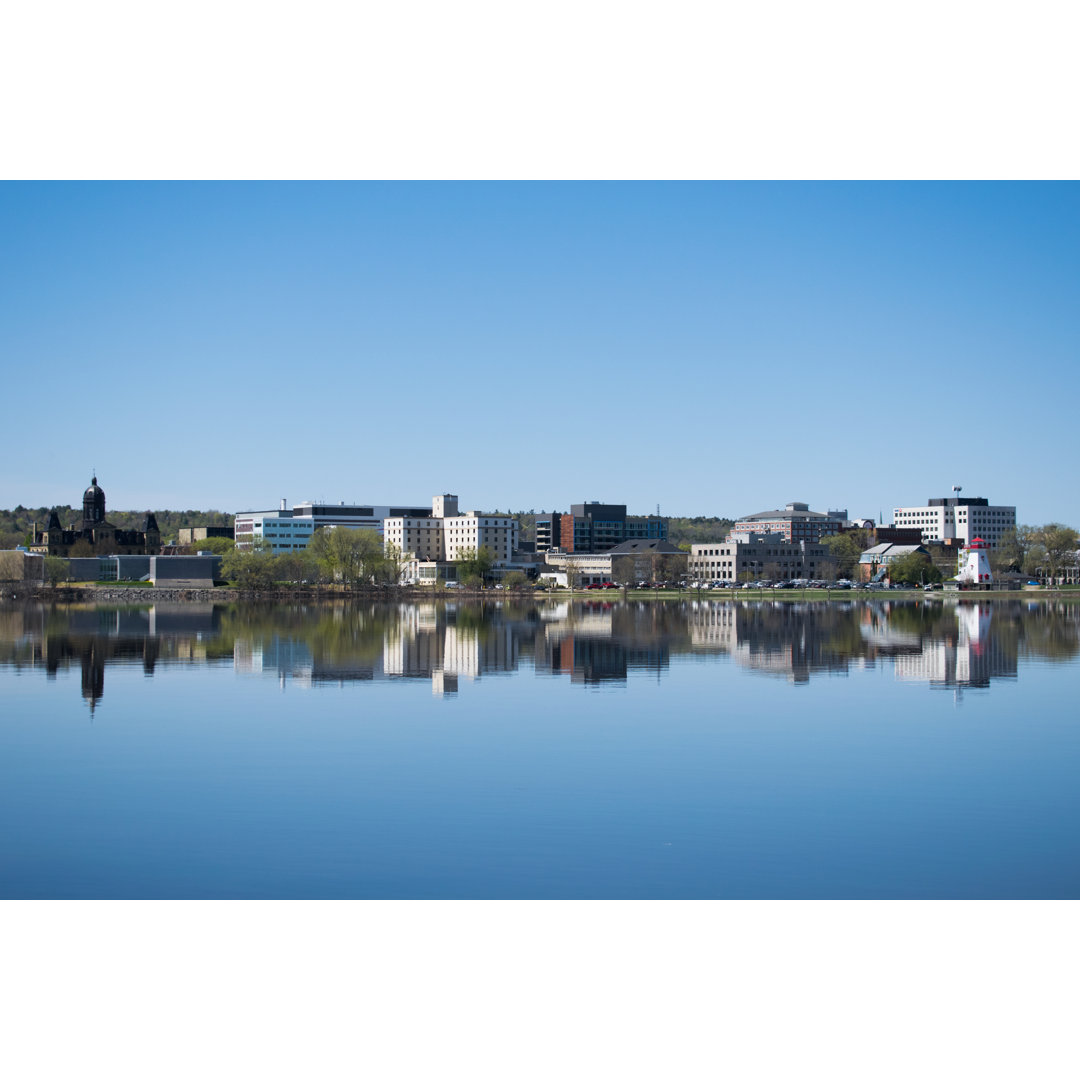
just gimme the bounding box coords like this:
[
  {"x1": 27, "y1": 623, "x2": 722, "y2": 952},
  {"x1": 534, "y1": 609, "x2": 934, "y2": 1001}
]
[{"x1": 2, "y1": 597, "x2": 1079, "y2": 898}]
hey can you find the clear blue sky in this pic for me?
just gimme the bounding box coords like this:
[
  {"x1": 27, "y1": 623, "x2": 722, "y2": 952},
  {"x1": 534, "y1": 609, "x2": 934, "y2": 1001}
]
[{"x1": 2, "y1": 182, "x2": 1077, "y2": 526}]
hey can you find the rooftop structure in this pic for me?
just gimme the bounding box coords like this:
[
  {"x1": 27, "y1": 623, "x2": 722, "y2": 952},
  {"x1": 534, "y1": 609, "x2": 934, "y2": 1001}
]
[
  {"x1": 536, "y1": 501, "x2": 666, "y2": 553},
  {"x1": 544, "y1": 538, "x2": 686, "y2": 586},
  {"x1": 892, "y1": 490, "x2": 1016, "y2": 549},
  {"x1": 858, "y1": 543, "x2": 928, "y2": 582},
  {"x1": 690, "y1": 536, "x2": 835, "y2": 583},
  {"x1": 731, "y1": 502, "x2": 846, "y2": 545},
  {"x1": 29, "y1": 476, "x2": 160, "y2": 557},
  {"x1": 234, "y1": 498, "x2": 432, "y2": 552},
  {"x1": 385, "y1": 495, "x2": 519, "y2": 582}
]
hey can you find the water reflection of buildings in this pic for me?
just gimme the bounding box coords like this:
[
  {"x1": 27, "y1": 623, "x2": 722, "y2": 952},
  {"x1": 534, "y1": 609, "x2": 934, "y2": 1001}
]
[
  {"x1": 893, "y1": 604, "x2": 1017, "y2": 690},
  {"x1": 4, "y1": 598, "x2": 1075, "y2": 708},
  {"x1": 234, "y1": 603, "x2": 519, "y2": 696},
  {"x1": 1, "y1": 604, "x2": 221, "y2": 714},
  {"x1": 688, "y1": 601, "x2": 854, "y2": 683},
  {"x1": 687, "y1": 599, "x2": 1025, "y2": 688},
  {"x1": 532, "y1": 603, "x2": 686, "y2": 685},
  {"x1": 236, "y1": 602, "x2": 687, "y2": 694},
  {"x1": 382, "y1": 604, "x2": 518, "y2": 694}
]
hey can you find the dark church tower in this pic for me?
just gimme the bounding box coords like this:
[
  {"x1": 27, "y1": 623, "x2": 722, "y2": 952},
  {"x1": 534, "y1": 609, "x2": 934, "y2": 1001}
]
[
  {"x1": 45, "y1": 509, "x2": 63, "y2": 550},
  {"x1": 82, "y1": 476, "x2": 106, "y2": 528},
  {"x1": 143, "y1": 512, "x2": 161, "y2": 554}
]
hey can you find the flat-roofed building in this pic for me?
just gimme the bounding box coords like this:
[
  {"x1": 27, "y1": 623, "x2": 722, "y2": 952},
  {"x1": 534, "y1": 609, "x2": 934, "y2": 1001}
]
[
  {"x1": 690, "y1": 534, "x2": 835, "y2": 583},
  {"x1": 385, "y1": 495, "x2": 520, "y2": 583},
  {"x1": 535, "y1": 501, "x2": 666, "y2": 554},
  {"x1": 235, "y1": 498, "x2": 432, "y2": 552},
  {"x1": 177, "y1": 526, "x2": 235, "y2": 545},
  {"x1": 892, "y1": 494, "x2": 1016, "y2": 549}
]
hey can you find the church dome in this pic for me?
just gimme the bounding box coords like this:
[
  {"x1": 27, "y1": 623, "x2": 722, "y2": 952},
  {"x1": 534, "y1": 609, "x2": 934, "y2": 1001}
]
[{"x1": 83, "y1": 475, "x2": 106, "y2": 525}]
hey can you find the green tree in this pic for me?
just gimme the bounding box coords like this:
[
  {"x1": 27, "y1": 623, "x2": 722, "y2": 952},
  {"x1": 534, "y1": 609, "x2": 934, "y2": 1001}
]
[
  {"x1": 821, "y1": 530, "x2": 868, "y2": 580},
  {"x1": 665, "y1": 517, "x2": 736, "y2": 546},
  {"x1": 455, "y1": 547, "x2": 494, "y2": 587},
  {"x1": 309, "y1": 527, "x2": 385, "y2": 587},
  {"x1": 887, "y1": 551, "x2": 942, "y2": 586},
  {"x1": 44, "y1": 556, "x2": 69, "y2": 587},
  {"x1": 221, "y1": 544, "x2": 279, "y2": 591},
  {"x1": 192, "y1": 536, "x2": 235, "y2": 555},
  {"x1": 504, "y1": 571, "x2": 527, "y2": 590},
  {"x1": 275, "y1": 548, "x2": 319, "y2": 587},
  {"x1": 379, "y1": 541, "x2": 407, "y2": 585},
  {"x1": 1033, "y1": 524, "x2": 1079, "y2": 586}
]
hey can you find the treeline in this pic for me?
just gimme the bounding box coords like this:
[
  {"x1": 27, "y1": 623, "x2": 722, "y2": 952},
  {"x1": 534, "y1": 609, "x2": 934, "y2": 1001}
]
[
  {"x1": 992, "y1": 524, "x2": 1079, "y2": 581},
  {"x1": 0, "y1": 506, "x2": 234, "y2": 548},
  {"x1": 666, "y1": 517, "x2": 735, "y2": 546},
  {"x1": 221, "y1": 532, "x2": 515, "y2": 591}
]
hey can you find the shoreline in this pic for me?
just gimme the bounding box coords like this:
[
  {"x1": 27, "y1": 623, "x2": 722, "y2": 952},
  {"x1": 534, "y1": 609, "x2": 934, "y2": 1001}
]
[{"x1": 3, "y1": 584, "x2": 1078, "y2": 605}]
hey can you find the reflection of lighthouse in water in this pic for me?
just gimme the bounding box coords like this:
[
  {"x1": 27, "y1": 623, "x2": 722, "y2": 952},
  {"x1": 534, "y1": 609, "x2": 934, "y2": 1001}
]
[
  {"x1": 955, "y1": 603, "x2": 992, "y2": 685},
  {"x1": 894, "y1": 603, "x2": 1015, "y2": 692},
  {"x1": 957, "y1": 536, "x2": 993, "y2": 586}
]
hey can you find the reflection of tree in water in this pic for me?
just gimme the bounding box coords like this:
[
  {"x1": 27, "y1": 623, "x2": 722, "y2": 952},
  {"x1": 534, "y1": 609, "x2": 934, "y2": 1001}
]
[
  {"x1": 1017, "y1": 601, "x2": 1080, "y2": 661},
  {"x1": 535, "y1": 601, "x2": 692, "y2": 684},
  {"x1": 305, "y1": 605, "x2": 393, "y2": 669},
  {"x1": 218, "y1": 602, "x2": 388, "y2": 659},
  {"x1": 2, "y1": 599, "x2": 1079, "y2": 704},
  {"x1": 735, "y1": 604, "x2": 865, "y2": 681},
  {"x1": 0, "y1": 603, "x2": 222, "y2": 714},
  {"x1": 882, "y1": 602, "x2": 956, "y2": 638}
]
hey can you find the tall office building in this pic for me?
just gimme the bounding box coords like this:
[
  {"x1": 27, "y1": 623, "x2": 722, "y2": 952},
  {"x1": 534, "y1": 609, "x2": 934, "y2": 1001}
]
[
  {"x1": 891, "y1": 493, "x2": 1016, "y2": 549},
  {"x1": 535, "y1": 501, "x2": 666, "y2": 553}
]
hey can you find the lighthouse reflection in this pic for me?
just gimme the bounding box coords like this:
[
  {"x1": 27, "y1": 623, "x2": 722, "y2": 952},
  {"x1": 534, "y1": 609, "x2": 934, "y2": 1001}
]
[{"x1": 1, "y1": 599, "x2": 1077, "y2": 709}]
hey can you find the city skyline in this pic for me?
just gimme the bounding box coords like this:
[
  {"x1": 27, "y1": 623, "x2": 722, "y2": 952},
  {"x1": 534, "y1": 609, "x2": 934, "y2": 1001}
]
[{"x1": 2, "y1": 182, "x2": 1077, "y2": 526}]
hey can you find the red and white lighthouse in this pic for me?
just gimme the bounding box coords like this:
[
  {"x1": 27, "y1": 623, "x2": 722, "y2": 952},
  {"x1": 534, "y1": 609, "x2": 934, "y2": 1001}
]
[{"x1": 958, "y1": 536, "x2": 993, "y2": 586}]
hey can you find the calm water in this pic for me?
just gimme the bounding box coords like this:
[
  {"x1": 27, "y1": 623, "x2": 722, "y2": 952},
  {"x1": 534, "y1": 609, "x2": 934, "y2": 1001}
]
[{"x1": 2, "y1": 597, "x2": 1079, "y2": 898}]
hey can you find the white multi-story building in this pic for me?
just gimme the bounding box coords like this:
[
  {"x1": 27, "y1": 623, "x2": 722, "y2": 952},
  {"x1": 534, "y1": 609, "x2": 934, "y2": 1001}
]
[
  {"x1": 235, "y1": 499, "x2": 432, "y2": 552},
  {"x1": 383, "y1": 494, "x2": 520, "y2": 581},
  {"x1": 892, "y1": 493, "x2": 1016, "y2": 549}
]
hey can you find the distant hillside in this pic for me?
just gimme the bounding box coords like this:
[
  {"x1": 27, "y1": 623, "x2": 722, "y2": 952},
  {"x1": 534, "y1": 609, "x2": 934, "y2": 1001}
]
[
  {"x1": 0, "y1": 506, "x2": 234, "y2": 548},
  {"x1": 666, "y1": 517, "x2": 735, "y2": 546}
]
